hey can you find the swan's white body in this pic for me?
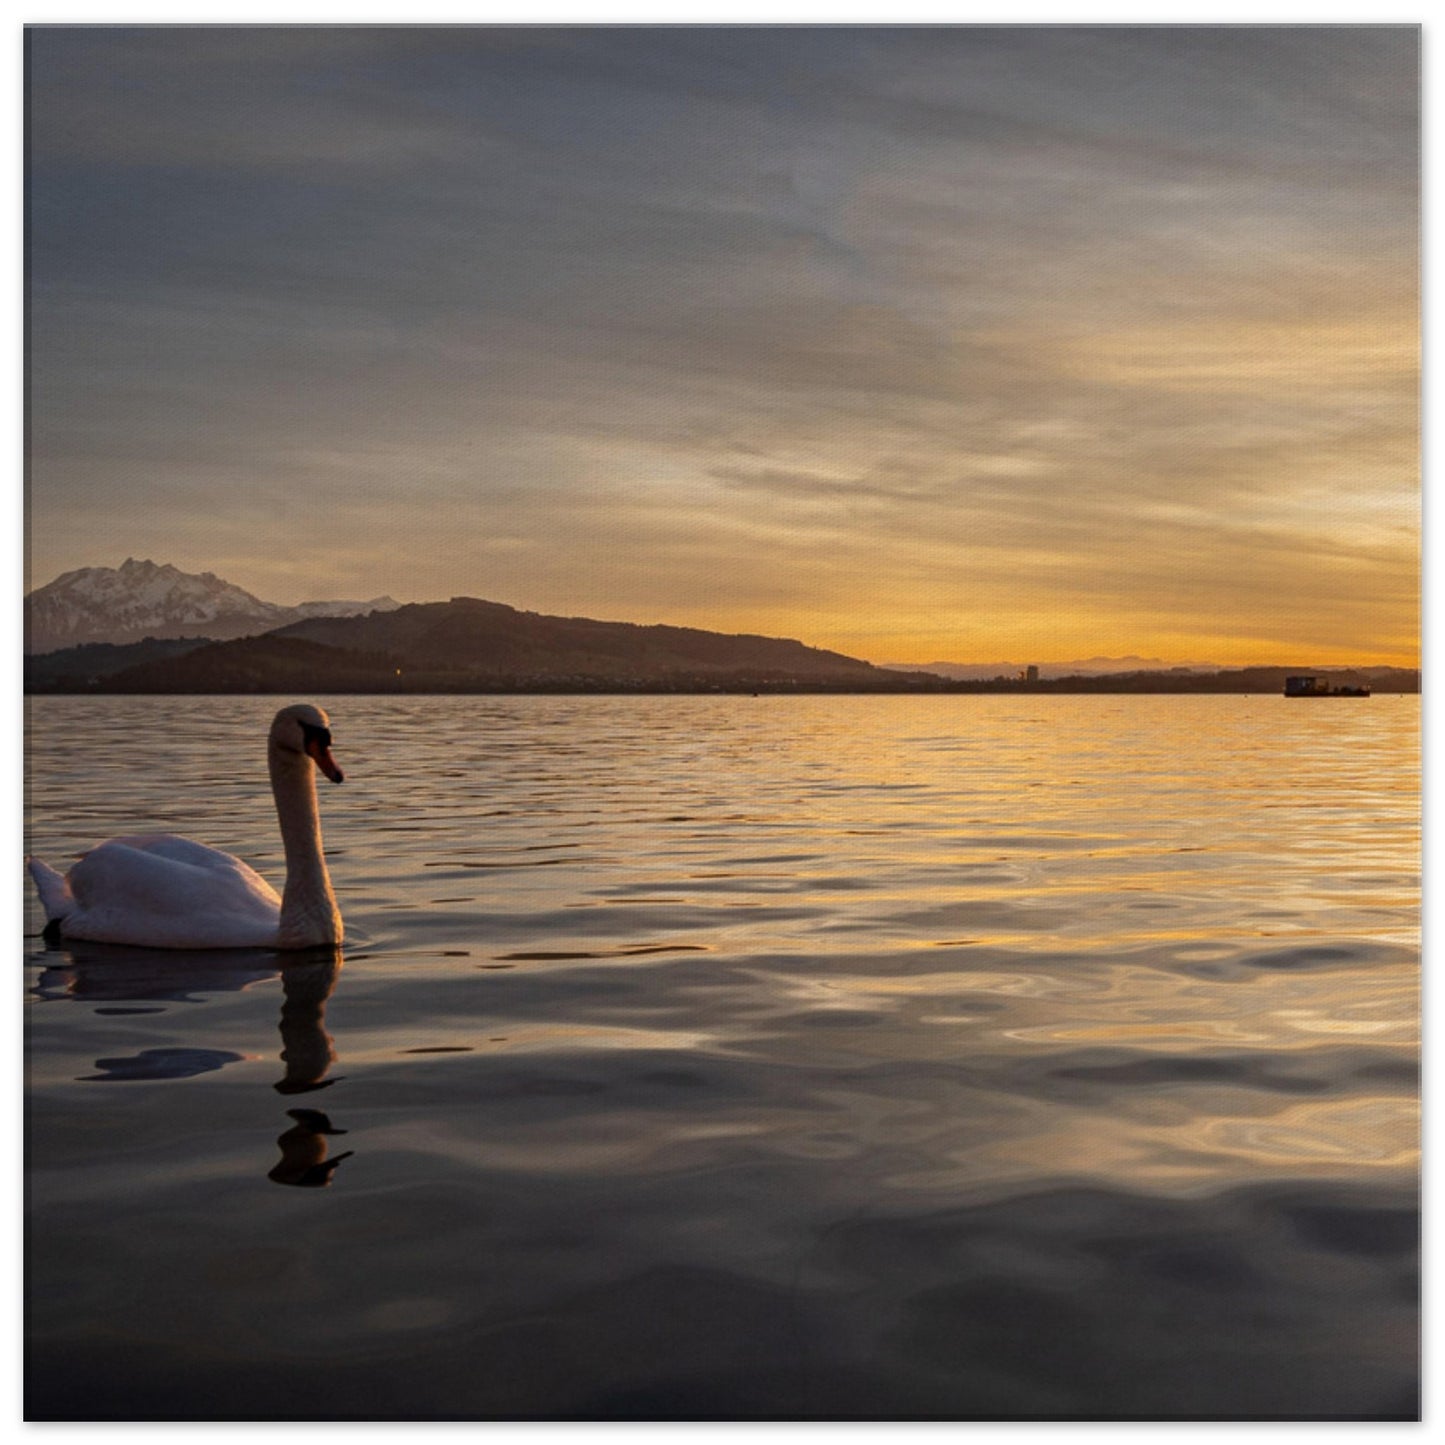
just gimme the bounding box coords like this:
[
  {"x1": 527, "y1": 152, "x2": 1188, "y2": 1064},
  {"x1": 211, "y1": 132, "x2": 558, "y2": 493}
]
[{"x1": 28, "y1": 703, "x2": 345, "y2": 951}]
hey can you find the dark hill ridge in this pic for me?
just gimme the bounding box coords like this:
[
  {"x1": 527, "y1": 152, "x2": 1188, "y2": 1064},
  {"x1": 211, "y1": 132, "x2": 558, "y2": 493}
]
[
  {"x1": 36, "y1": 597, "x2": 907, "y2": 693},
  {"x1": 20, "y1": 596, "x2": 1419, "y2": 694},
  {"x1": 24, "y1": 635, "x2": 211, "y2": 688},
  {"x1": 269, "y1": 597, "x2": 887, "y2": 682},
  {"x1": 92, "y1": 635, "x2": 405, "y2": 693}
]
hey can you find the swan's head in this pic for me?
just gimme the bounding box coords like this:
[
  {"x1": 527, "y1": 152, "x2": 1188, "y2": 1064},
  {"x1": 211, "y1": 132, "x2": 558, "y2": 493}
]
[{"x1": 270, "y1": 704, "x2": 344, "y2": 784}]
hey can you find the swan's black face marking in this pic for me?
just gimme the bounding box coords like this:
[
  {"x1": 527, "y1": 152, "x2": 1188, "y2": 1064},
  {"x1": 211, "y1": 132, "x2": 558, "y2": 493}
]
[
  {"x1": 299, "y1": 720, "x2": 344, "y2": 783},
  {"x1": 299, "y1": 721, "x2": 332, "y2": 750}
]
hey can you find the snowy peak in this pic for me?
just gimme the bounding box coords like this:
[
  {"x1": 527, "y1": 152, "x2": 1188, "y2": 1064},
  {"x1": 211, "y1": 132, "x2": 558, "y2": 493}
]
[
  {"x1": 25, "y1": 561, "x2": 400, "y2": 653},
  {"x1": 293, "y1": 596, "x2": 402, "y2": 620}
]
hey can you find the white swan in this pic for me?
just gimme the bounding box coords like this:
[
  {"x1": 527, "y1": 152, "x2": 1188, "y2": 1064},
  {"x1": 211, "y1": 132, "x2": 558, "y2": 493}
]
[{"x1": 27, "y1": 703, "x2": 345, "y2": 951}]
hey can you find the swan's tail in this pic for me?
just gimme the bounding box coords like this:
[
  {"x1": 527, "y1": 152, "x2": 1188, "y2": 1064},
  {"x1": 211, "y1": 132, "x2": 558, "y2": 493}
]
[{"x1": 27, "y1": 857, "x2": 73, "y2": 926}]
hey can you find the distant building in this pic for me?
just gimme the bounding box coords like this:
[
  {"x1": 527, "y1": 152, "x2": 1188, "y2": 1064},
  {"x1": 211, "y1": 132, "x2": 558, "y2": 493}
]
[
  {"x1": 1025, "y1": 665, "x2": 1039, "y2": 683},
  {"x1": 1284, "y1": 673, "x2": 1370, "y2": 698}
]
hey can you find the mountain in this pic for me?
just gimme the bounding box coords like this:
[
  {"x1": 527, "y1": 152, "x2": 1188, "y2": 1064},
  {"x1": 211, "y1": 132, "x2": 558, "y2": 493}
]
[
  {"x1": 21, "y1": 569, "x2": 1416, "y2": 695},
  {"x1": 272, "y1": 597, "x2": 894, "y2": 679},
  {"x1": 290, "y1": 597, "x2": 404, "y2": 621},
  {"x1": 886, "y1": 655, "x2": 1223, "y2": 680},
  {"x1": 38, "y1": 595, "x2": 914, "y2": 693},
  {"x1": 24, "y1": 559, "x2": 400, "y2": 653},
  {"x1": 24, "y1": 636, "x2": 212, "y2": 689},
  {"x1": 24, "y1": 614, "x2": 1418, "y2": 695}
]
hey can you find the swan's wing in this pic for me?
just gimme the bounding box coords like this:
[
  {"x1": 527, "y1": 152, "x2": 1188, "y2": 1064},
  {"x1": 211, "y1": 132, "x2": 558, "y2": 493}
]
[
  {"x1": 65, "y1": 838, "x2": 282, "y2": 949},
  {"x1": 103, "y1": 833, "x2": 275, "y2": 880}
]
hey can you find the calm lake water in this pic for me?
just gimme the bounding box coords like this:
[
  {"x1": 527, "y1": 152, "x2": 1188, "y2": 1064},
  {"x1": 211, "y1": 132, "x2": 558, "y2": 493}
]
[{"x1": 23, "y1": 693, "x2": 1419, "y2": 1420}]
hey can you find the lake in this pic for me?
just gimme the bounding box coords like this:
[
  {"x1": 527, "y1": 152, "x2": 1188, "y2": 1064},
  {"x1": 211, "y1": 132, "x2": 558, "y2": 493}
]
[{"x1": 23, "y1": 693, "x2": 1420, "y2": 1420}]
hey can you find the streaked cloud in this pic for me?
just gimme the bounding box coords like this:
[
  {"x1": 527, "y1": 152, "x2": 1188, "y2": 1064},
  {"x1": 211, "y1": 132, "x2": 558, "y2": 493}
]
[{"x1": 26, "y1": 25, "x2": 1418, "y2": 664}]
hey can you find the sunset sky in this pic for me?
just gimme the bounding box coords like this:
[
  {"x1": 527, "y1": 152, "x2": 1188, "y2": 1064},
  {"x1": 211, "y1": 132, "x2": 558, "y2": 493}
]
[{"x1": 25, "y1": 23, "x2": 1419, "y2": 666}]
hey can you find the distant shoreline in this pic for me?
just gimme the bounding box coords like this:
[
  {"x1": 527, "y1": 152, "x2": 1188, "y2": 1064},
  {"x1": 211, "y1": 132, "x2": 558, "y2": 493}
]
[
  {"x1": 25, "y1": 584, "x2": 1418, "y2": 698},
  {"x1": 25, "y1": 675, "x2": 1420, "y2": 698}
]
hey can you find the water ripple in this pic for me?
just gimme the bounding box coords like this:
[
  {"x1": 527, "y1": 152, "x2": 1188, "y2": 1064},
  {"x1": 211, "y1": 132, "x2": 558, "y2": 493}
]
[{"x1": 23, "y1": 693, "x2": 1418, "y2": 1420}]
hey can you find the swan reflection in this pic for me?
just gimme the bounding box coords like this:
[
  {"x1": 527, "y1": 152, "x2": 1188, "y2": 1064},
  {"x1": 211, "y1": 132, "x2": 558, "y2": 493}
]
[
  {"x1": 269, "y1": 953, "x2": 352, "y2": 1182},
  {"x1": 79, "y1": 1046, "x2": 252, "y2": 1081},
  {"x1": 33, "y1": 938, "x2": 357, "y2": 1183},
  {"x1": 31, "y1": 940, "x2": 281, "y2": 1003},
  {"x1": 275, "y1": 950, "x2": 345, "y2": 1094},
  {"x1": 269, "y1": 1107, "x2": 354, "y2": 1188}
]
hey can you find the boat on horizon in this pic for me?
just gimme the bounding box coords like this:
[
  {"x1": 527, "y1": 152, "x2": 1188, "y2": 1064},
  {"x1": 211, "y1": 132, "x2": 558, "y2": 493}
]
[{"x1": 1284, "y1": 674, "x2": 1371, "y2": 698}]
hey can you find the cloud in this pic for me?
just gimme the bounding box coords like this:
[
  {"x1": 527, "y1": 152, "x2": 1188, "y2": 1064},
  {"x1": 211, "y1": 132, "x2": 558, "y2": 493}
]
[{"x1": 25, "y1": 25, "x2": 1418, "y2": 663}]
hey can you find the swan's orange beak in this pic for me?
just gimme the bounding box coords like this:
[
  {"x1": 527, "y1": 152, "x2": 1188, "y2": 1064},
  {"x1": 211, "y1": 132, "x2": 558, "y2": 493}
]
[{"x1": 306, "y1": 739, "x2": 344, "y2": 783}]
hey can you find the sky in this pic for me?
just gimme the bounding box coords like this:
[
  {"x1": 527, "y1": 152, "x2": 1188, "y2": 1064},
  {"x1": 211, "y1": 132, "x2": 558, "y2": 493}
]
[{"x1": 24, "y1": 23, "x2": 1419, "y2": 666}]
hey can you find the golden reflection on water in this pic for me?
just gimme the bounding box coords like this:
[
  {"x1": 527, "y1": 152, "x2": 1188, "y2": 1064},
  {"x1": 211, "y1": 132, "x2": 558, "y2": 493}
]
[
  {"x1": 25, "y1": 693, "x2": 1418, "y2": 1205},
  {"x1": 22, "y1": 694, "x2": 1421, "y2": 1420},
  {"x1": 1204, "y1": 1099, "x2": 1417, "y2": 1167}
]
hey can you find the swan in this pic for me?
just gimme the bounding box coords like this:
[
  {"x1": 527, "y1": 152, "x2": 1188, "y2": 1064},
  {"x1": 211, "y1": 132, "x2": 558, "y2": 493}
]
[{"x1": 27, "y1": 703, "x2": 345, "y2": 951}]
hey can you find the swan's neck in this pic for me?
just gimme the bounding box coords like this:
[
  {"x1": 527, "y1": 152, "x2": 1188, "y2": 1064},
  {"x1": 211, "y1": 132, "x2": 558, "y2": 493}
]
[{"x1": 270, "y1": 750, "x2": 343, "y2": 948}]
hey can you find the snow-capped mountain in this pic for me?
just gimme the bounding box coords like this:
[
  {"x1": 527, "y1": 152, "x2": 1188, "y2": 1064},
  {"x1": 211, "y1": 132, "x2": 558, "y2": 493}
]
[
  {"x1": 289, "y1": 597, "x2": 406, "y2": 621},
  {"x1": 25, "y1": 558, "x2": 400, "y2": 654}
]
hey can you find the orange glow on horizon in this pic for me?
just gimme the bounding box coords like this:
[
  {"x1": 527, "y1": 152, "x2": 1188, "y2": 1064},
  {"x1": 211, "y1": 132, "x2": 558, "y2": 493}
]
[{"x1": 686, "y1": 611, "x2": 1421, "y2": 673}]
